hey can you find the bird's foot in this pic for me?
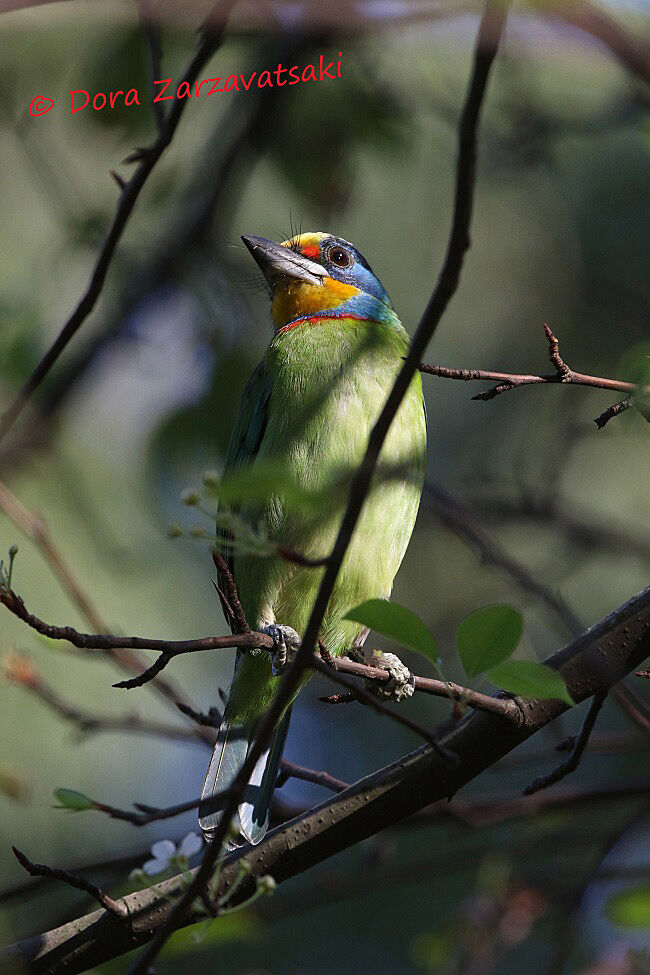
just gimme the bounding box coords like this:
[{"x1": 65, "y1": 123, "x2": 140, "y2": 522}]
[
  {"x1": 350, "y1": 648, "x2": 415, "y2": 702},
  {"x1": 262, "y1": 624, "x2": 301, "y2": 676}
]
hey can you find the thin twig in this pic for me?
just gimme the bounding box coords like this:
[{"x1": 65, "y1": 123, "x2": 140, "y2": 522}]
[
  {"x1": 311, "y1": 656, "x2": 458, "y2": 762},
  {"x1": 0, "y1": 0, "x2": 236, "y2": 445},
  {"x1": 0, "y1": 479, "x2": 211, "y2": 732},
  {"x1": 418, "y1": 324, "x2": 646, "y2": 419},
  {"x1": 12, "y1": 847, "x2": 127, "y2": 918},
  {"x1": 2, "y1": 653, "x2": 210, "y2": 746},
  {"x1": 276, "y1": 759, "x2": 349, "y2": 794},
  {"x1": 212, "y1": 550, "x2": 250, "y2": 633},
  {"x1": 0, "y1": 585, "x2": 273, "y2": 656},
  {"x1": 523, "y1": 692, "x2": 608, "y2": 796},
  {"x1": 61, "y1": 757, "x2": 348, "y2": 828},
  {"x1": 322, "y1": 654, "x2": 519, "y2": 720},
  {"x1": 175, "y1": 702, "x2": 222, "y2": 727},
  {"x1": 594, "y1": 396, "x2": 632, "y2": 429}
]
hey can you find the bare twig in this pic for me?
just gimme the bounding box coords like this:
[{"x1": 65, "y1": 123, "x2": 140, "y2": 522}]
[
  {"x1": 2, "y1": 653, "x2": 210, "y2": 746},
  {"x1": 212, "y1": 550, "x2": 250, "y2": 633},
  {"x1": 84, "y1": 790, "x2": 228, "y2": 827},
  {"x1": 0, "y1": 0, "x2": 235, "y2": 445},
  {"x1": 321, "y1": 653, "x2": 519, "y2": 720},
  {"x1": 523, "y1": 692, "x2": 608, "y2": 796},
  {"x1": 12, "y1": 848, "x2": 127, "y2": 918},
  {"x1": 0, "y1": 585, "x2": 273, "y2": 656},
  {"x1": 594, "y1": 396, "x2": 632, "y2": 429},
  {"x1": 0, "y1": 479, "x2": 211, "y2": 732},
  {"x1": 311, "y1": 656, "x2": 458, "y2": 762},
  {"x1": 175, "y1": 702, "x2": 222, "y2": 728},
  {"x1": 276, "y1": 759, "x2": 349, "y2": 794},
  {"x1": 56, "y1": 757, "x2": 347, "y2": 828},
  {"x1": 418, "y1": 324, "x2": 648, "y2": 423}
]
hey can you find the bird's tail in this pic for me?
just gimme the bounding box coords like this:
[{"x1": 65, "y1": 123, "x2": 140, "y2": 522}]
[{"x1": 198, "y1": 708, "x2": 291, "y2": 848}]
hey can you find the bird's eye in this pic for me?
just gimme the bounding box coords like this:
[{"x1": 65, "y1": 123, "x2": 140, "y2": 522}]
[{"x1": 328, "y1": 245, "x2": 352, "y2": 269}]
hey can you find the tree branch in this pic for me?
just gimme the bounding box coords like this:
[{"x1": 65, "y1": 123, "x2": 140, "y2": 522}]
[
  {"x1": 11, "y1": 848, "x2": 127, "y2": 919},
  {"x1": 320, "y1": 653, "x2": 519, "y2": 720},
  {"x1": 0, "y1": 0, "x2": 236, "y2": 446},
  {"x1": 539, "y1": 0, "x2": 650, "y2": 87},
  {"x1": 421, "y1": 481, "x2": 584, "y2": 635},
  {"x1": 0, "y1": 479, "x2": 213, "y2": 736},
  {"x1": 418, "y1": 324, "x2": 649, "y2": 426},
  {"x1": 523, "y1": 691, "x2": 607, "y2": 795},
  {"x1": 2, "y1": 653, "x2": 211, "y2": 746},
  {"x1": 3, "y1": 584, "x2": 648, "y2": 974},
  {"x1": 276, "y1": 759, "x2": 349, "y2": 794},
  {"x1": 0, "y1": 586, "x2": 519, "y2": 722},
  {"x1": 0, "y1": 585, "x2": 273, "y2": 656}
]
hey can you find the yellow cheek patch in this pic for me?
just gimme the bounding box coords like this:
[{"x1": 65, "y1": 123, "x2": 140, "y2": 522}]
[{"x1": 272, "y1": 277, "x2": 360, "y2": 328}]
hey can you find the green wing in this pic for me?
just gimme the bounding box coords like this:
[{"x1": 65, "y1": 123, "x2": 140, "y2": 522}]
[
  {"x1": 223, "y1": 358, "x2": 273, "y2": 477},
  {"x1": 216, "y1": 357, "x2": 273, "y2": 599}
]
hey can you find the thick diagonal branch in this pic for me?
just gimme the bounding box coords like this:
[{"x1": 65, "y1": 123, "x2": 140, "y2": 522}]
[{"x1": 3, "y1": 584, "x2": 648, "y2": 974}]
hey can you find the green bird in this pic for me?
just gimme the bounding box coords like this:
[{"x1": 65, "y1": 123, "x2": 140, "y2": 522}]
[{"x1": 199, "y1": 231, "x2": 426, "y2": 846}]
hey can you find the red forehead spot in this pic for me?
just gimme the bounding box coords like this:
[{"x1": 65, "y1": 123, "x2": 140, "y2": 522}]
[{"x1": 301, "y1": 245, "x2": 321, "y2": 259}]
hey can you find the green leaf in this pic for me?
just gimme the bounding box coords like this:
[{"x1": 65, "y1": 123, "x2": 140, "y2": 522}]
[
  {"x1": 53, "y1": 788, "x2": 96, "y2": 812},
  {"x1": 606, "y1": 883, "x2": 650, "y2": 927},
  {"x1": 487, "y1": 660, "x2": 574, "y2": 705},
  {"x1": 344, "y1": 599, "x2": 438, "y2": 663},
  {"x1": 456, "y1": 604, "x2": 523, "y2": 678}
]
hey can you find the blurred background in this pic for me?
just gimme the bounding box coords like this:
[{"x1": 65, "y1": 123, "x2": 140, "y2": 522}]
[{"x1": 0, "y1": 0, "x2": 649, "y2": 972}]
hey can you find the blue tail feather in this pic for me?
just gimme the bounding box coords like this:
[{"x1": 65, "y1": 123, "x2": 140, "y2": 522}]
[{"x1": 198, "y1": 709, "x2": 291, "y2": 848}]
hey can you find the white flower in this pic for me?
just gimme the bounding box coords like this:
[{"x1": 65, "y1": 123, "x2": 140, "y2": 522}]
[{"x1": 142, "y1": 832, "x2": 203, "y2": 877}]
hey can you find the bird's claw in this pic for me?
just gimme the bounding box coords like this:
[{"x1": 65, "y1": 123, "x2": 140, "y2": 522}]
[
  {"x1": 350, "y1": 648, "x2": 415, "y2": 702},
  {"x1": 262, "y1": 624, "x2": 301, "y2": 676},
  {"x1": 373, "y1": 652, "x2": 415, "y2": 702}
]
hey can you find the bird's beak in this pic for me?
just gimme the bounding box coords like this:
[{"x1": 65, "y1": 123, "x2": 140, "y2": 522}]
[{"x1": 242, "y1": 235, "x2": 327, "y2": 288}]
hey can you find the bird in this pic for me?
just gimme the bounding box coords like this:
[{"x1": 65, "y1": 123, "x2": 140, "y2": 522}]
[{"x1": 199, "y1": 231, "x2": 427, "y2": 847}]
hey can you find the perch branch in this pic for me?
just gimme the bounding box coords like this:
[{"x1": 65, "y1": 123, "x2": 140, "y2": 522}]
[{"x1": 0, "y1": 584, "x2": 520, "y2": 722}]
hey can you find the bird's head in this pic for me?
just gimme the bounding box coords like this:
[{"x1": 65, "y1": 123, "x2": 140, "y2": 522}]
[{"x1": 242, "y1": 232, "x2": 400, "y2": 333}]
